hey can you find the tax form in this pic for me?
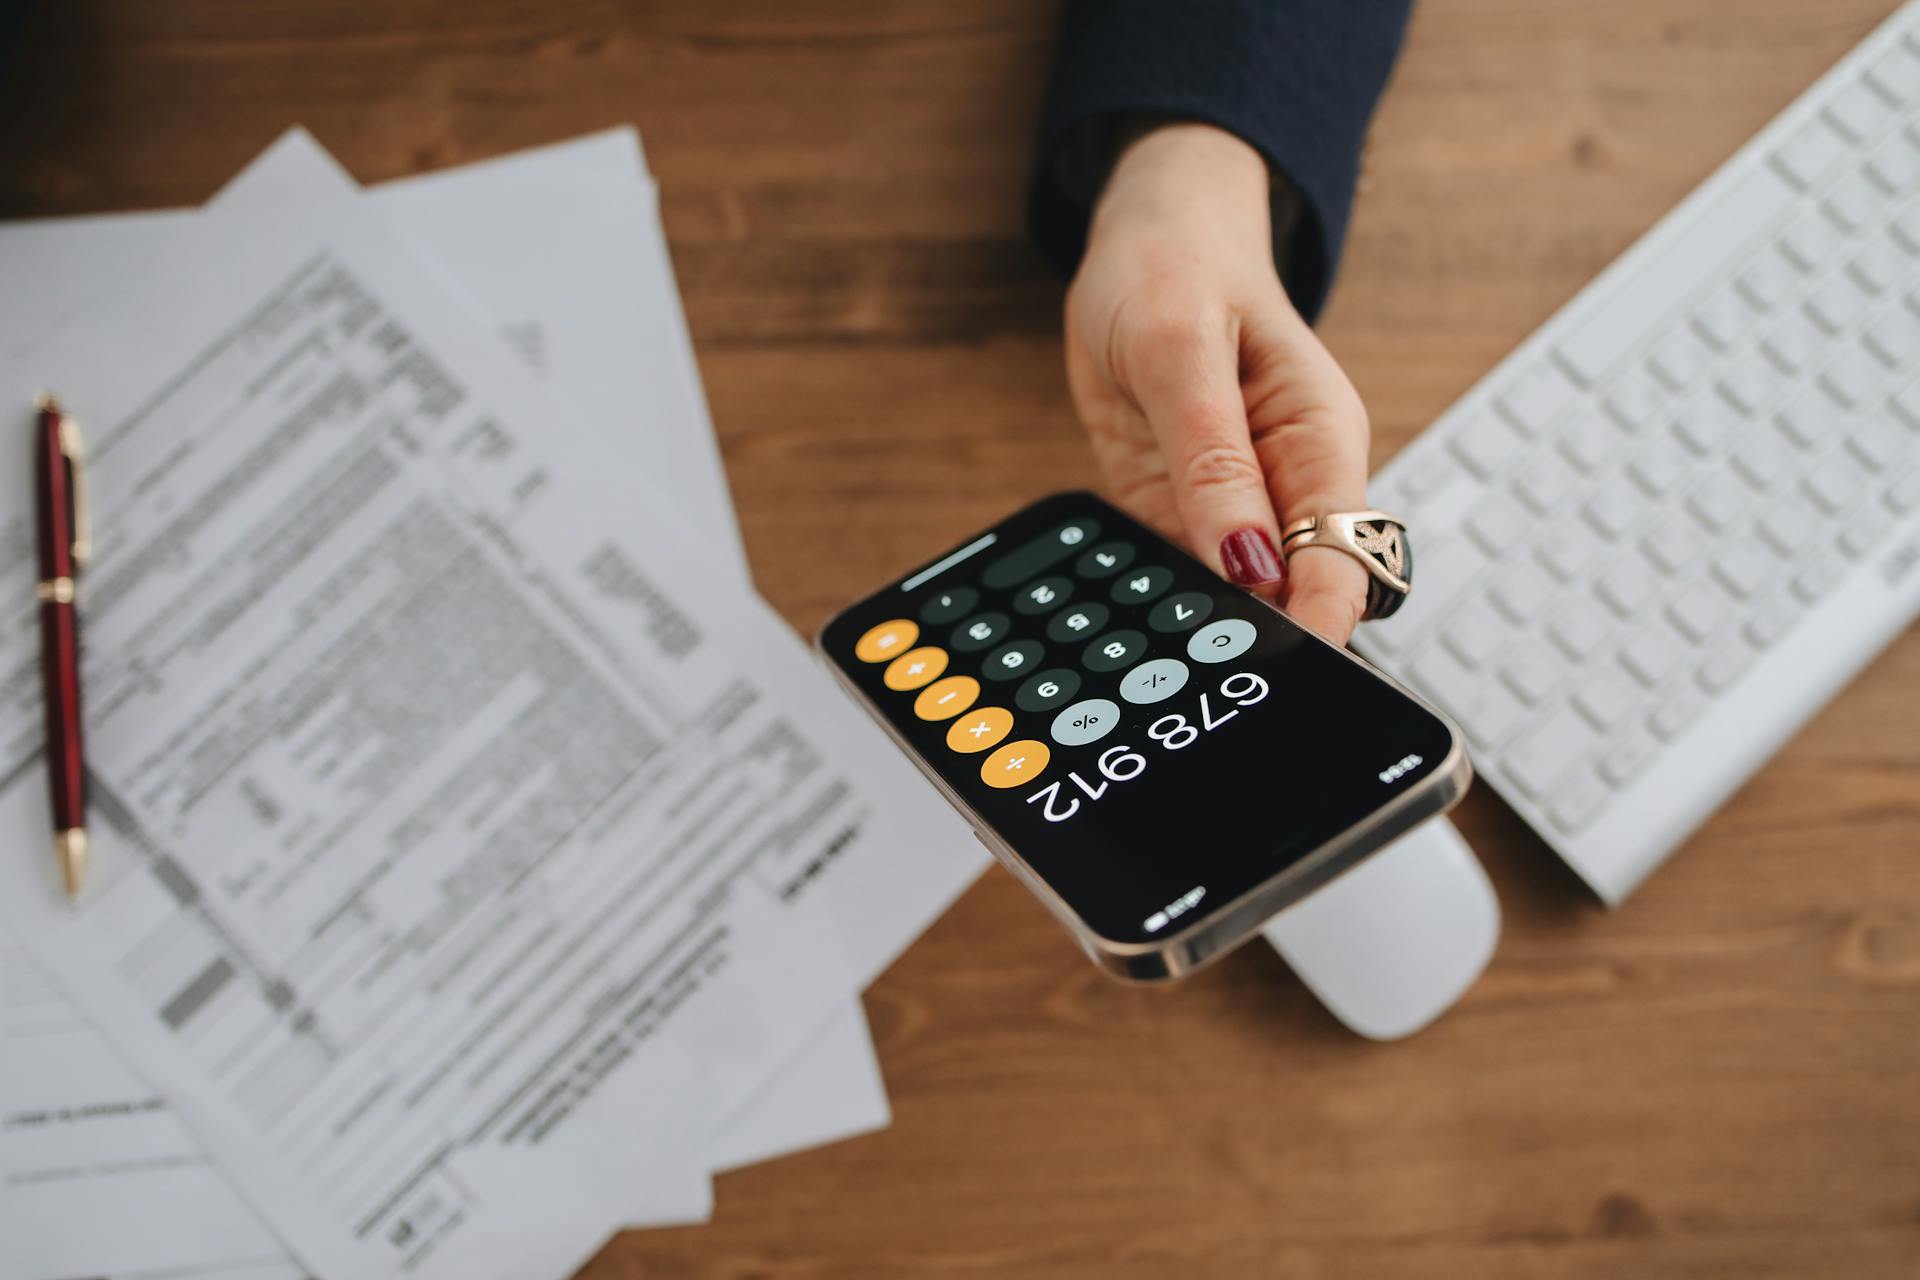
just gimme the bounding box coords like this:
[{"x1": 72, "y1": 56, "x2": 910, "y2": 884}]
[{"x1": 0, "y1": 157, "x2": 982, "y2": 1277}]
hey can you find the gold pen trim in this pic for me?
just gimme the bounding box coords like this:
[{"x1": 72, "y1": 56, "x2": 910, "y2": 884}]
[
  {"x1": 36, "y1": 577, "x2": 76, "y2": 605},
  {"x1": 54, "y1": 828, "x2": 87, "y2": 902},
  {"x1": 56, "y1": 412, "x2": 90, "y2": 572}
]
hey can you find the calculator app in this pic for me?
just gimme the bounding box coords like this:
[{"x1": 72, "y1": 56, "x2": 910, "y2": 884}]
[{"x1": 822, "y1": 493, "x2": 1457, "y2": 946}]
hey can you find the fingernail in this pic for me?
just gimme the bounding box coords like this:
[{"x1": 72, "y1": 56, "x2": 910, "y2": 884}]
[{"x1": 1219, "y1": 527, "x2": 1285, "y2": 587}]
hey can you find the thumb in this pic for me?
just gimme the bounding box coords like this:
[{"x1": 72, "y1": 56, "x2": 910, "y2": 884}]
[{"x1": 1124, "y1": 314, "x2": 1287, "y2": 597}]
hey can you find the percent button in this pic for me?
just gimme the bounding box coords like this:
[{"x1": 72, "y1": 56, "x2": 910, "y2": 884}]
[
  {"x1": 1050, "y1": 697, "x2": 1121, "y2": 747},
  {"x1": 1119, "y1": 657, "x2": 1189, "y2": 705}
]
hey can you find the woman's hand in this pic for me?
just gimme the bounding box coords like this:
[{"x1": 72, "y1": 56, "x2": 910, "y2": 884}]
[{"x1": 1065, "y1": 122, "x2": 1372, "y2": 645}]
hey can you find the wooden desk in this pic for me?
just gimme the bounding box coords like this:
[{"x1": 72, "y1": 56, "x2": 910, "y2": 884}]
[{"x1": 3, "y1": 3, "x2": 1915, "y2": 1276}]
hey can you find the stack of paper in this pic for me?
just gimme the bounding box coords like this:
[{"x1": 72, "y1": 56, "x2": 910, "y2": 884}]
[{"x1": 0, "y1": 129, "x2": 989, "y2": 1280}]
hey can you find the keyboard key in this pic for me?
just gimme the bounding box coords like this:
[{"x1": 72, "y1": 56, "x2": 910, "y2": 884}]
[
  {"x1": 1548, "y1": 771, "x2": 1608, "y2": 834},
  {"x1": 1535, "y1": 520, "x2": 1603, "y2": 580},
  {"x1": 1732, "y1": 426, "x2": 1796, "y2": 490},
  {"x1": 1402, "y1": 453, "x2": 1464, "y2": 506},
  {"x1": 1640, "y1": 517, "x2": 1692, "y2": 575},
  {"x1": 1596, "y1": 559, "x2": 1657, "y2": 616},
  {"x1": 1685, "y1": 474, "x2": 1748, "y2": 532},
  {"x1": 1555, "y1": 408, "x2": 1617, "y2": 473},
  {"x1": 1779, "y1": 213, "x2": 1847, "y2": 271},
  {"x1": 1497, "y1": 363, "x2": 1579, "y2": 435},
  {"x1": 1804, "y1": 276, "x2": 1862, "y2": 333},
  {"x1": 1512, "y1": 452, "x2": 1577, "y2": 515},
  {"x1": 1449, "y1": 415, "x2": 1526, "y2": 479},
  {"x1": 1743, "y1": 592, "x2": 1803, "y2": 648},
  {"x1": 1864, "y1": 305, "x2": 1920, "y2": 366},
  {"x1": 1892, "y1": 203, "x2": 1920, "y2": 253},
  {"x1": 1888, "y1": 467, "x2": 1920, "y2": 514},
  {"x1": 1574, "y1": 667, "x2": 1639, "y2": 731},
  {"x1": 1692, "y1": 288, "x2": 1754, "y2": 351},
  {"x1": 1599, "y1": 729, "x2": 1659, "y2": 787},
  {"x1": 1772, "y1": 391, "x2": 1834, "y2": 449},
  {"x1": 1620, "y1": 622, "x2": 1687, "y2": 687},
  {"x1": 1892, "y1": 381, "x2": 1920, "y2": 428},
  {"x1": 1866, "y1": 135, "x2": 1920, "y2": 192},
  {"x1": 1649, "y1": 684, "x2": 1709, "y2": 741},
  {"x1": 1735, "y1": 252, "x2": 1795, "y2": 310},
  {"x1": 1442, "y1": 604, "x2": 1506, "y2": 669},
  {"x1": 1547, "y1": 598, "x2": 1610, "y2": 661},
  {"x1": 1556, "y1": 163, "x2": 1796, "y2": 384},
  {"x1": 1761, "y1": 308, "x2": 1824, "y2": 372},
  {"x1": 1866, "y1": 42, "x2": 1920, "y2": 102},
  {"x1": 1698, "y1": 642, "x2": 1758, "y2": 694},
  {"x1": 1710, "y1": 539, "x2": 1775, "y2": 599},
  {"x1": 1773, "y1": 115, "x2": 1852, "y2": 189},
  {"x1": 1603, "y1": 369, "x2": 1668, "y2": 433},
  {"x1": 1466, "y1": 495, "x2": 1528, "y2": 556},
  {"x1": 1488, "y1": 559, "x2": 1554, "y2": 623},
  {"x1": 1838, "y1": 505, "x2": 1893, "y2": 560},
  {"x1": 1649, "y1": 327, "x2": 1711, "y2": 390},
  {"x1": 1848, "y1": 235, "x2": 1904, "y2": 294},
  {"x1": 1629, "y1": 439, "x2": 1690, "y2": 496},
  {"x1": 1758, "y1": 494, "x2": 1821, "y2": 556},
  {"x1": 1824, "y1": 79, "x2": 1892, "y2": 142},
  {"x1": 1819, "y1": 347, "x2": 1882, "y2": 408},
  {"x1": 1505, "y1": 706, "x2": 1598, "y2": 799},
  {"x1": 1803, "y1": 450, "x2": 1870, "y2": 512},
  {"x1": 1582, "y1": 475, "x2": 1649, "y2": 541},
  {"x1": 1502, "y1": 646, "x2": 1566, "y2": 705},
  {"x1": 1848, "y1": 413, "x2": 1910, "y2": 471},
  {"x1": 1718, "y1": 358, "x2": 1785, "y2": 416},
  {"x1": 1673, "y1": 395, "x2": 1742, "y2": 455},
  {"x1": 1410, "y1": 645, "x2": 1524, "y2": 749},
  {"x1": 1822, "y1": 171, "x2": 1880, "y2": 231},
  {"x1": 1666, "y1": 580, "x2": 1732, "y2": 642},
  {"x1": 1791, "y1": 548, "x2": 1846, "y2": 603}
]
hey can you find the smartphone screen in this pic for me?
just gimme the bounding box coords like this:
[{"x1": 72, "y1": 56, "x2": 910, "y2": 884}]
[{"x1": 820, "y1": 492, "x2": 1460, "y2": 948}]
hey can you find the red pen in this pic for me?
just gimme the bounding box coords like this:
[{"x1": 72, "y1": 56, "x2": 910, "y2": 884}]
[{"x1": 33, "y1": 394, "x2": 90, "y2": 901}]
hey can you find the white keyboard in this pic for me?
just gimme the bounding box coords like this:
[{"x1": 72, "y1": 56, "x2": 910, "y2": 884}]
[{"x1": 1358, "y1": 3, "x2": 1920, "y2": 904}]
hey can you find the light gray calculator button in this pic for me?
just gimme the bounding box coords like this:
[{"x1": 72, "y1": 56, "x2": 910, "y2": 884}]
[
  {"x1": 1187, "y1": 618, "x2": 1257, "y2": 664},
  {"x1": 1119, "y1": 657, "x2": 1190, "y2": 705},
  {"x1": 1051, "y1": 697, "x2": 1121, "y2": 746}
]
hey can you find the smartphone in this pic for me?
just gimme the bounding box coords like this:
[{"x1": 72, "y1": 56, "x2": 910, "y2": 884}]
[{"x1": 817, "y1": 492, "x2": 1470, "y2": 982}]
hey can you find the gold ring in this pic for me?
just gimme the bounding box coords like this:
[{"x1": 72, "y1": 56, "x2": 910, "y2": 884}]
[{"x1": 1280, "y1": 510, "x2": 1412, "y2": 622}]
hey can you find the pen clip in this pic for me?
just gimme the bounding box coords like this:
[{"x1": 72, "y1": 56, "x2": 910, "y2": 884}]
[{"x1": 55, "y1": 409, "x2": 90, "y2": 574}]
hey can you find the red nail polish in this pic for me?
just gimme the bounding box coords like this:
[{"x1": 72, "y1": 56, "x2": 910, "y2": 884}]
[{"x1": 1219, "y1": 527, "x2": 1285, "y2": 587}]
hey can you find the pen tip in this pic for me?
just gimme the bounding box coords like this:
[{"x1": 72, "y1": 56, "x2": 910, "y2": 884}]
[
  {"x1": 34, "y1": 390, "x2": 55, "y2": 413},
  {"x1": 55, "y1": 828, "x2": 87, "y2": 902}
]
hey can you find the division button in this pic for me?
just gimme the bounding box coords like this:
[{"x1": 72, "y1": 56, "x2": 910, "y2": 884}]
[
  {"x1": 1147, "y1": 591, "x2": 1213, "y2": 633},
  {"x1": 1046, "y1": 602, "x2": 1110, "y2": 643},
  {"x1": 1110, "y1": 566, "x2": 1174, "y2": 605},
  {"x1": 855, "y1": 618, "x2": 919, "y2": 663},
  {"x1": 1075, "y1": 541, "x2": 1136, "y2": 579},
  {"x1": 1051, "y1": 697, "x2": 1121, "y2": 746},
  {"x1": 950, "y1": 611, "x2": 1011, "y2": 652},
  {"x1": 913, "y1": 674, "x2": 980, "y2": 721},
  {"x1": 981, "y1": 739, "x2": 1051, "y2": 788},
  {"x1": 1187, "y1": 617, "x2": 1257, "y2": 664},
  {"x1": 946, "y1": 706, "x2": 1015, "y2": 754},
  {"x1": 1083, "y1": 629, "x2": 1148, "y2": 673},
  {"x1": 1012, "y1": 575, "x2": 1074, "y2": 616},
  {"x1": 1015, "y1": 667, "x2": 1082, "y2": 713},
  {"x1": 883, "y1": 645, "x2": 949, "y2": 691},
  {"x1": 983, "y1": 639, "x2": 1044, "y2": 681},
  {"x1": 919, "y1": 587, "x2": 978, "y2": 625},
  {"x1": 1119, "y1": 657, "x2": 1190, "y2": 705}
]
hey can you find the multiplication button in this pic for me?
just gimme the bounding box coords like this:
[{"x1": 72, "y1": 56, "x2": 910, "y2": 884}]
[
  {"x1": 1075, "y1": 541, "x2": 1135, "y2": 579},
  {"x1": 1110, "y1": 567, "x2": 1173, "y2": 605},
  {"x1": 981, "y1": 739, "x2": 1051, "y2": 789},
  {"x1": 1046, "y1": 602, "x2": 1109, "y2": 643},
  {"x1": 883, "y1": 646, "x2": 948, "y2": 691},
  {"x1": 1015, "y1": 668, "x2": 1081, "y2": 713},
  {"x1": 855, "y1": 619, "x2": 918, "y2": 663},
  {"x1": 1119, "y1": 657, "x2": 1189, "y2": 705},
  {"x1": 1012, "y1": 576, "x2": 1072, "y2": 616},
  {"x1": 983, "y1": 639, "x2": 1043, "y2": 681},
  {"x1": 1187, "y1": 617, "x2": 1257, "y2": 664},
  {"x1": 1148, "y1": 591, "x2": 1213, "y2": 633},
  {"x1": 919, "y1": 587, "x2": 978, "y2": 625},
  {"x1": 1083, "y1": 629, "x2": 1147, "y2": 673},
  {"x1": 946, "y1": 706, "x2": 1014, "y2": 754},
  {"x1": 1051, "y1": 697, "x2": 1120, "y2": 746},
  {"x1": 950, "y1": 612, "x2": 1010, "y2": 652}
]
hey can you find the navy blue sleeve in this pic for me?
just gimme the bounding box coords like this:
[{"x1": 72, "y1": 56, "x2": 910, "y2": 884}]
[{"x1": 1029, "y1": 0, "x2": 1414, "y2": 323}]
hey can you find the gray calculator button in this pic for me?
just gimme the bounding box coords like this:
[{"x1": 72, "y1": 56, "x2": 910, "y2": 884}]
[
  {"x1": 1083, "y1": 629, "x2": 1147, "y2": 672},
  {"x1": 951, "y1": 612, "x2": 1010, "y2": 652},
  {"x1": 1015, "y1": 668, "x2": 1081, "y2": 713},
  {"x1": 1075, "y1": 541, "x2": 1135, "y2": 579},
  {"x1": 1012, "y1": 575, "x2": 1073, "y2": 616},
  {"x1": 983, "y1": 639, "x2": 1044, "y2": 681},
  {"x1": 1051, "y1": 697, "x2": 1121, "y2": 746},
  {"x1": 1109, "y1": 566, "x2": 1173, "y2": 605},
  {"x1": 982, "y1": 519, "x2": 1101, "y2": 588},
  {"x1": 1119, "y1": 657, "x2": 1190, "y2": 704},
  {"x1": 1148, "y1": 591, "x2": 1213, "y2": 633},
  {"x1": 1046, "y1": 602, "x2": 1110, "y2": 643},
  {"x1": 1187, "y1": 617, "x2": 1257, "y2": 664},
  {"x1": 920, "y1": 587, "x2": 978, "y2": 625}
]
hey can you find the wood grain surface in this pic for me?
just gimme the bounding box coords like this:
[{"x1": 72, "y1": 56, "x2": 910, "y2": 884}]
[{"x1": 3, "y1": 3, "x2": 1916, "y2": 1277}]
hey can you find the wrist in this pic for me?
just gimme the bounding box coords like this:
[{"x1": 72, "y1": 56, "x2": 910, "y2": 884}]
[{"x1": 1092, "y1": 121, "x2": 1273, "y2": 244}]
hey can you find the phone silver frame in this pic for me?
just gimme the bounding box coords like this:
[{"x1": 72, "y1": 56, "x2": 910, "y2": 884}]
[{"x1": 816, "y1": 601, "x2": 1473, "y2": 985}]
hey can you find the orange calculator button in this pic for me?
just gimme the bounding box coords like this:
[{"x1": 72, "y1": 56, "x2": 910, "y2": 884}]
[
  {"x1": 913, "y1": 675, "x2": 980, "y2": 721},
  {"x1": 855, "y1": 618, "x2": 919, "y2": 663},
  {"x1": 883, "y1": 645, "x2": 949, "y2": 692},
  {"x1": 946, "y1": 706, "x2": 1014, "y2": 754},
  {"x1": 980, "y1": 739, "x2": 1050, "y2": 789}
]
